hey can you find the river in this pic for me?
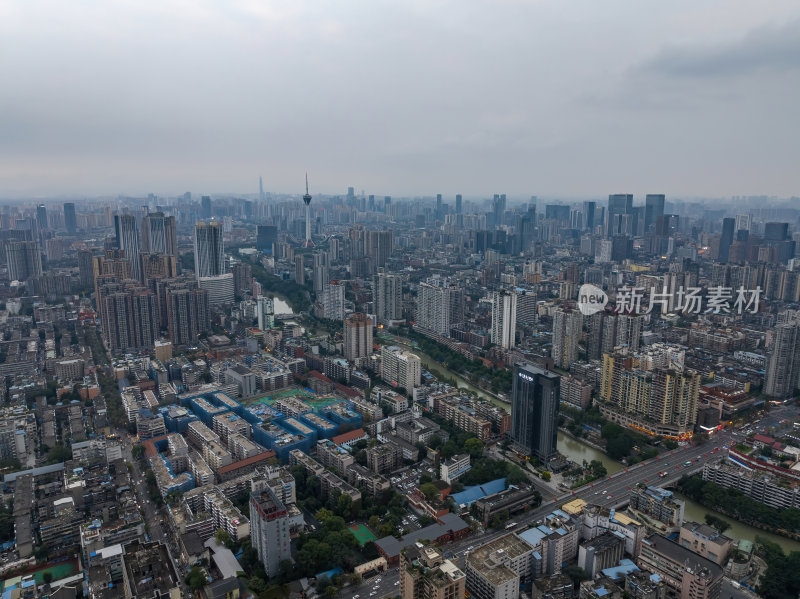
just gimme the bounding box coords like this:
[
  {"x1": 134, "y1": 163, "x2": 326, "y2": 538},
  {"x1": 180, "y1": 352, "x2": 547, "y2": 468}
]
[
  {"x1": 397, "y1": 334, "x2": 800, "y2": 552},
  {"x1": 556, "y1": 431, "x2": 800, "y2": 553},
  {"x1": 272, "y1": 297, "x2": 292, "y2": 315},
  {"x1": 386, "y1": 336, "x2": 504, "y2": 404}
]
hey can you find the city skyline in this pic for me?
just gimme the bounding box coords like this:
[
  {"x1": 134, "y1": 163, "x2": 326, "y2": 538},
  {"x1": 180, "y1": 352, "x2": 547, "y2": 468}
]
[{"x1": 1, "y1": 1, "x2": 799, "y2": 197}]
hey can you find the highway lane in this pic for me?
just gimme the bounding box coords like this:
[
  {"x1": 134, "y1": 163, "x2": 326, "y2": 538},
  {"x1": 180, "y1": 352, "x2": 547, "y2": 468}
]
[{"x1": 369, "y1": 432, "x2": 735, "y2": 597}]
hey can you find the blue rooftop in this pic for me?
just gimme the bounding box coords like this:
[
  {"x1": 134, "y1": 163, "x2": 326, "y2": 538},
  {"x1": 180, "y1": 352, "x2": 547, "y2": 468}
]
[
  {"x1": 450, "y1": 478, "x2": 506, "y2": 506},
  {"x1": 601, "y1": 559, "x2": 639, "y2": 580}
]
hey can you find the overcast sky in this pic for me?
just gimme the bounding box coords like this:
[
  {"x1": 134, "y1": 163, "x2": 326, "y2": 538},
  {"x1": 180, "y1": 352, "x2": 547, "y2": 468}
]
[{"x1": 1, "y1": 1, "x2": 799, "y2": 200}]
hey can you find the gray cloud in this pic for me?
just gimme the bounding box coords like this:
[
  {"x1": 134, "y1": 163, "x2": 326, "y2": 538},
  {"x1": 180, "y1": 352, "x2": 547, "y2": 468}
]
[
  {"x1": 0, "y1": 1, "x2": 799, "y2": 198},
  {"x1": 636, "y1": 19, "x2": 800, "y2": 78}
]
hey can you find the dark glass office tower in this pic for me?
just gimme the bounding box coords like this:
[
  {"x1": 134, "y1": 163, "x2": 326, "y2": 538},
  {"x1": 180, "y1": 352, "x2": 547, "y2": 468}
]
[
  {"x1": 719, "y1": 217, "x2": 735, "y2": 263},
  {"x1": 511, "y1": 363, "x2": 560, "y2": 461}
]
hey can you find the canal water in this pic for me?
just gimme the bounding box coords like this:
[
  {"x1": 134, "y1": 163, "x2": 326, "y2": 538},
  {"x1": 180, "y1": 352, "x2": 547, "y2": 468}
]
[
  {"x1": 272, "y1": 297, "x2": 293, "y2": 315},
  {"x1": 405, "y1": 338, "x2": 800, "y2": 553},
  {"x1": 556, "y1": 431, "x2": 800, "y2": 553}
]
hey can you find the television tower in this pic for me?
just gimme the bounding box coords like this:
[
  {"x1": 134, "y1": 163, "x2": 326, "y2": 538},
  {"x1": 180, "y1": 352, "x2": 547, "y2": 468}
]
[{"x1": 303, "y1": 174, "x2": 314, "y2": 247}]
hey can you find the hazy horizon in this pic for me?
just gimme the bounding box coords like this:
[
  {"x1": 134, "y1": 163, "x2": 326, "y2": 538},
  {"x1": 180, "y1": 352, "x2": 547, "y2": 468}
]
[{"x1": 2, "y1": 1, "x2": 799, "y2": 198}]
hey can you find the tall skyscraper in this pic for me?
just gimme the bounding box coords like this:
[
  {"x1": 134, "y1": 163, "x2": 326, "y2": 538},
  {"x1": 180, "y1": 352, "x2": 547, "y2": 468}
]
[
  {"x1": 114, "y1": 214, "x2": 142, "y2": 281},
  {"x1": 582, "y1": 200, "x2": 596, "y2": 232},
  {"x1": 259, "y1": 175, "x2": 264, "y2": 201},
  {"x1": 98, "y1": 281, "x2": 159, "y2": 353},
  {"x1": 491, "y1": 194, "x2": 506, "y2": 228},
  {"x1": 366, "y1": 230, "x2": 393, "y2": 269},
  {"x1": 344, "y1": 313, "x2": 373, "y2": 362},
  {"x1": 552, "y1": 307, "x2": 582, "y2": 369},
  {"x1": 257, "y1": 296, "x2": 275, "y2": 330},
  {"x1": 455, "y1": 194, "x2": 463, "y2": 215},
  {"x1": 201, "y1": 195, "x2": 212, "y2": 219},
  {"x1": 381, "y1": 345, "x2": 422, "y2": 393},
  {"x1": 166, "y1": 285, "x2": 210, "y2": 346},
  {"x1": 321, "y1": 281, "x2": 345, "y2": 320},
  {"x1": 644, "y1": 194, "x2": 665, "y2": 233},
  {"x1": 36, "y1": 204, "x2": 47, "y2": 231},
  {"x1": 718, "y1": 217, "x2": 735, "y2": 263},
  {"x1": 607, "y1": 194, "x2": 633, "y2": 237},
  {"x1": 764, "y1": 222, "x2": 789, "y2": 242},
  {"x1": 231, "y1": 262, "x2": 253, "y2": 299},
  {"x1": 250, "y1": 486, "x2": 293, "y2": 578},
  {"x1": 256, "y1": 225, "x2": 277, "y2": 252},
  {"x1": 6, "y1": 241, "x2": 42, "y2": 282},
  {"x1": 734, "y1": 214, "x2": 751, "y2": 233},
  {"x1": 651, "y1": 369, "x2": 700, "y2": 432},
  {"x1": 511, "y1": 363, "x2": 560, "y2": 460},
  {"x1": 491, "y1": 290, "x2": 517, "y2": 349},
  {"x1": 63, "y1": 202, "x2": 77, "y2": 234},
  {"x1": 417, "y1": 278, "x2": 464, "y2": 336},
  {"x1": 295, "y1": 255, "x2": 305, "y2": 285},
  {"x1": 193, "y1": 221, "x2": 225, "y2": 279},
  {"x1": 302, "y1": 175, "x2": 314, "y2": 248},
  {"x1": 587, "y1": 311, "x2": 614, "y2": 361},
  {"x1": 78, "y1": 249, "x2": 94, "y2": 289},
  {"x1": 518, "y1": 209, "x2": 536, "y2": 253},
  {"x1": 765, "y1": 319, "x2": 800, "y2": 398},
  {"x1": 616, "y1": 314, "x2": 643, "y2": 352},
  {"x1": 141, "y1": 212, "x2": 177, "y2": 256},
  {"x1": 312, "y1": 252, "x2": 329, "y2": 294},
  {"x1": 374, "y1": 272, "x2": 403, "y2": 325}
]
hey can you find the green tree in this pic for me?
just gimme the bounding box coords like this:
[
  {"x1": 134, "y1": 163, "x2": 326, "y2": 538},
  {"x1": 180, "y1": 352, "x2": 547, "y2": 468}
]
[
  {"x1": 464, "y1": 438, "x2": 483, "y2": 458},
  {"x1": 315, "y1": 508, "x2": 335, "y2": 522},
  {"x1": 336, "y1": 493, "x2": 353, "y2": 518},
  {"x1": 368, "y1": 515, "x2": 380, "y2": 529},
  {"x1": 590, "y1": 460, "x2": 607, "y2": 478},
  {"x1": 249, "y1": 576, "x2": 268, "y2": 595},
  {"x1": 46, "y1": 444, "x2": 72, "y2": 464},
  {"x1": 43, "y1": 571, "x2": 53, "y2": 584},
  {"x1": 704, "y1": 514, "x2": 731, "y2": 534},
  {"x1": 420, "y1": 483, "x2": 440, "y2": 502},
  {"x1": 563, "y1": 566, "x2": 589, "y2": 589},
  {"x1": 215, "y1": 528, "x2": 234, "y2": 549},
  {"x1": 186, "y1": 566, "x2": 206, "y2": 590}
]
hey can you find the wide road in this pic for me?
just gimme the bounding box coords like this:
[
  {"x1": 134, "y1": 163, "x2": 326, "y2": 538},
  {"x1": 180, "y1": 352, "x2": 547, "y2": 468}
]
[{"x1": 360, "y1": 430, "x2": 736, "y2": 598}]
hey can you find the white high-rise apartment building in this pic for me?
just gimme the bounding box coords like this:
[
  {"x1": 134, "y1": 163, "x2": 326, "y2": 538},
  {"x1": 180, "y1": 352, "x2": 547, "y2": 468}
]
[
  {"x1": 322, "y1": 281, "x2": 346, "y2": 320},
  {"x1": 491, "y1": 290, "x2": 517, "y2": 349},
  {"x1": 417, "y1": 277, "x2": 464, "y2": 336},
  {"x1": 381, "y1": 345, "x2": 421, "y2": 394},
  {"x1": 375, "y1": 272, "x2": 403, "y2": 324}
]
